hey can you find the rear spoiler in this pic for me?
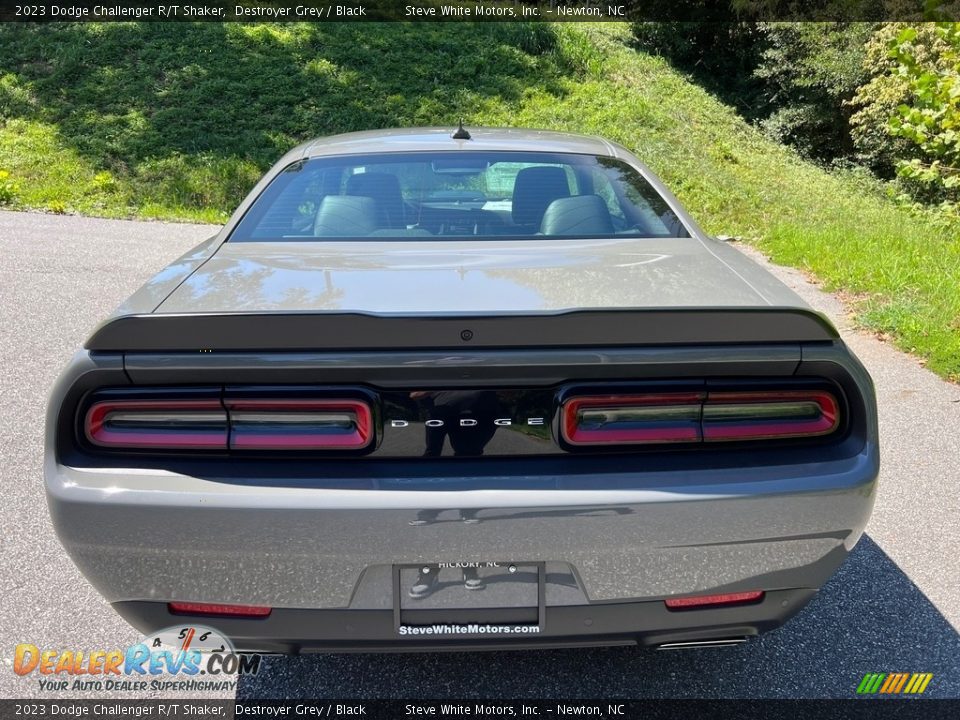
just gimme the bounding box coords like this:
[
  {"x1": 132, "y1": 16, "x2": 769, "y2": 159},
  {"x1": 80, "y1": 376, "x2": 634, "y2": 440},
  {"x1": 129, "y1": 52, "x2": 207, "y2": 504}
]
[{"x1": 84, "y1": 308, "x2": 839, "y2": 352}]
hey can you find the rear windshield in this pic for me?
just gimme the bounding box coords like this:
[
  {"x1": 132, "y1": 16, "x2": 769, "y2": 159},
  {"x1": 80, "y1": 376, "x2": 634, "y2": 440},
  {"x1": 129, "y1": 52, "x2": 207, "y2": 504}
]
[{"x1": 229, "y1": 151, "x2": 689, "y2": 241}]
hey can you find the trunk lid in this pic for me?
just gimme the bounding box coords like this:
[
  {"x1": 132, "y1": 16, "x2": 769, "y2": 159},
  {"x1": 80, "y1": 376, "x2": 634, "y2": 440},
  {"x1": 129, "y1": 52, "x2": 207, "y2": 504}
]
[
  {"x1": 86, "y1": 238, "x2": 838, "y2": 351},
  {"x1": 153, "y1": 238, "x2": 785, "y2": 314}
]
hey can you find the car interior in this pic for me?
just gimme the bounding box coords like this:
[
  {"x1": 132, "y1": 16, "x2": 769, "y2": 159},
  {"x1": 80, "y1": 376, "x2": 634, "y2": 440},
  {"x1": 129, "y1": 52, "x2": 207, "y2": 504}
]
[{"x1": 234, "y1": 153, "x2": 689, "y2": 241}]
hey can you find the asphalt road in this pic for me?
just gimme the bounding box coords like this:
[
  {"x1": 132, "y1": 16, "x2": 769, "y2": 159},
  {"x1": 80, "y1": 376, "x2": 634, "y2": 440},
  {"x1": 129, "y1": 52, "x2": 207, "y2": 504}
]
[{"x1": 1, "y1": 210, "x2": 958, "y2": 699}]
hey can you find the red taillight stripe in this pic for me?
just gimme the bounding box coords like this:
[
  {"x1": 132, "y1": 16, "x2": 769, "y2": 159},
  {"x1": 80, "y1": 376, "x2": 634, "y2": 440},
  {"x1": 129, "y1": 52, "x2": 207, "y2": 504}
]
[
  {"x1": 664, "y1": 590, "x2": 764, "y2": 610},
  {"x1": 168, "y1": 602, "x2": 272, "y2": 618}
]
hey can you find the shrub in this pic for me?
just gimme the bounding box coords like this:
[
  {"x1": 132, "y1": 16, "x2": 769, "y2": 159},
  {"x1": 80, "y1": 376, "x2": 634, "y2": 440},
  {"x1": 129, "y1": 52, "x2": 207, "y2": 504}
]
[
  {"x1": 631, "y1": 22, "x2": 873, "y2": 164},
  {"x1": 0, "y1": 169, "x2": 19, "y2": 204},
  {"x1": 753, "y1": 23, "x2": 874, "y2": 162},
  {"x1": 849, "y1": 23, "x2": 951, "y2": 181},
  {"x1": 886, "y1": 23, "x2": 960, "y2": 212}
]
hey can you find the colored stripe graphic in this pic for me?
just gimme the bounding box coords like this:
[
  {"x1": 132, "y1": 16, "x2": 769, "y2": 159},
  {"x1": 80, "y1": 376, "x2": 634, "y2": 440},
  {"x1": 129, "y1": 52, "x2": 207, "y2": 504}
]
[
  {"x1": 857, "y1": 672, "x2": 933, "y2": 694},
  {"x1": 904, "y1": 673, "x2": 934, "y2": 694},
  {"x1": 857, "y1": 673, "x2": 886, "y2": 694},
  {"x1": 904, "y1": 674, "x2": 920, "y2": 694},
  {"x1": 856, "y1": 675, "x2": 873, "y2": 694},
  {"x1": 879, "y1": 673, "x2": 900, "y2": 693}
]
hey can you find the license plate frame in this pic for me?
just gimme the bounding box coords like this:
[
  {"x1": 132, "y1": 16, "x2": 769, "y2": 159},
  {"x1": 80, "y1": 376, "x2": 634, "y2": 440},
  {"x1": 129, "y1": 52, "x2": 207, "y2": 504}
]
[{"x1": 393, "y1": 561, "x2": 546, "y2": 635}]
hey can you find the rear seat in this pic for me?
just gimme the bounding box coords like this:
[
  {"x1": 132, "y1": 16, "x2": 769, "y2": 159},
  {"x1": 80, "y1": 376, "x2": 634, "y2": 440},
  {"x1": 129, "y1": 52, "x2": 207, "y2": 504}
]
[
  {"x1": 313, "y1": 195, "x2": 379, "y2": 237},
  {"x1": 540, "y1": 195, "x2": 614, "y2": 235}
]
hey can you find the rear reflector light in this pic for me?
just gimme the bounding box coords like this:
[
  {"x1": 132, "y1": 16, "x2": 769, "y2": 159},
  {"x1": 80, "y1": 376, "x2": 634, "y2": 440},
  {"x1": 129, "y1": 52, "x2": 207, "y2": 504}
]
[
  {"x1": 83, "y1": 395, "x2": 373, "y2": 451},
  {"x1": 225, "y1": 398, "x2": 373, "y2": 450},
  {"x1": 562, "y1": 393, "x2": 704, "y2": 446},
  {"x1": 561, "y1": 389, "x2": 839, "y2": 447},
  {"x1": 168, "y1": 602, "x2": 272, "y2": 618},
  {"x1": 85, "y1": 400, "x2": 228, "y2": 449},
  {"x1": 664, "y1": 590, "x2": 764, "y2": 610}
]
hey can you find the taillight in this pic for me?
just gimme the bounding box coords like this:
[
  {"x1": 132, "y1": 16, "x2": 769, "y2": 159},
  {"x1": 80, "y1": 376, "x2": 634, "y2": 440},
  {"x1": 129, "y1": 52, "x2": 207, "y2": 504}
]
[
  {"x1": 562, "y1": 393, "x2": 704, "y2": 446},
  {"x1": 85, "y1": 399, "x2": 228, "y2": 449},
  {"x1": 168, "y1": 602, "x2": 271, "y2": 618},
  {"x1": 702, "y1": 391, "x2": 839, "y2": 441},
  {"x1": 664, "y1": 590, "x2": 764, "y2": 610},
  {"x1": 225, "y1": 398, "x2": 373, "y2": 450},
  {"x1": 82, "y1": 391, "x2": 373, "y2": 452},
  {"x1": 560, "y1": 388, "x2": 840, "y2": 447}
]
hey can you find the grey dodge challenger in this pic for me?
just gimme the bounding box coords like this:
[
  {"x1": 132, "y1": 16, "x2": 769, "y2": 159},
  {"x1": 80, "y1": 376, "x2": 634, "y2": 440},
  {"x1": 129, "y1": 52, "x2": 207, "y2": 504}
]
[{"x1": 45, "y1": 127, "x2": 878, "y2": 652}]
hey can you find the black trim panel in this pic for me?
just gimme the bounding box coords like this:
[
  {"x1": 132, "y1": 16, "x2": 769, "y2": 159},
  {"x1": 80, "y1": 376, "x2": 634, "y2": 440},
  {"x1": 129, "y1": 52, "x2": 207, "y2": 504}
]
[
  {"x1": 70, "y1": 378, "x2": 852, "y2": 461},
  {"x1": 85, "y1": 308, "x2": 838, "y2": 352}
]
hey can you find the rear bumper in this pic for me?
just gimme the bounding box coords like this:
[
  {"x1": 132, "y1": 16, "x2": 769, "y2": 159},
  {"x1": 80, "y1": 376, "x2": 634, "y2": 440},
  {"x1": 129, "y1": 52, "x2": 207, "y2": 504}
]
[
  {"x1": 45, "y1": 447, "x2": 877, "y2": 647},
  {"x1": 113, "y1": 588, "x2": 817, "y2": 653}
]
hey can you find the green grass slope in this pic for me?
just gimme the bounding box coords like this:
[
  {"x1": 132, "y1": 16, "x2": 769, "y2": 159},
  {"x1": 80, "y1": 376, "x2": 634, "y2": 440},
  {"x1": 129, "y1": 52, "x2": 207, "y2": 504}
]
[{"x1": 1, "y1": 22, "x2": 958, "y2": 379}]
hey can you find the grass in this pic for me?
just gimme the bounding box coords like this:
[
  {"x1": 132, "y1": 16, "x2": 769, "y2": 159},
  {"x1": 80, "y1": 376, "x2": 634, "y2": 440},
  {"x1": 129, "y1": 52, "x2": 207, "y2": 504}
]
[{"x1": 0, "y1": 22, "x2": 958, "y2": 380}]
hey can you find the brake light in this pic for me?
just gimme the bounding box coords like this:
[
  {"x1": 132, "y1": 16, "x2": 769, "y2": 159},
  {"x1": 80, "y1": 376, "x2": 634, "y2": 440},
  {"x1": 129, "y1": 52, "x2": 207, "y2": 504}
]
[
  {"x1": 562, "y1": 393, "x2": 704, "y2": 446},
  {"x1": 225, "y1": 398, "x2": 373, "y2": 450},
  {"x1": 664, "y1": 590, "x2": 764, "y2": 610},
  {"x1": 561, "y1": 389, "x2": 840, "y2": 447},
  {"x1": 85, "y1": 399, "x2": 227, "y2": 449},
  {"x1": 168, "y1": 602, "x2": 272, "y2": 618}
]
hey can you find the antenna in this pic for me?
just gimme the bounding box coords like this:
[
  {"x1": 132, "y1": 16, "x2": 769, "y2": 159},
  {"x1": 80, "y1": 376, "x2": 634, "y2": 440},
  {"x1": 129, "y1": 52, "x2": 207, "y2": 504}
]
[{"x1": 451, "y1": 119, "x2": 471, "y2": 140}]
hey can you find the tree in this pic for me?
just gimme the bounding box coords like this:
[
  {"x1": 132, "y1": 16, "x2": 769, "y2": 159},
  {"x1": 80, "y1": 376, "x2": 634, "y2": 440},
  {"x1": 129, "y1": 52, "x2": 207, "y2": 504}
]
[{"x1": 888, "y1": 23, "x2": 960, "y2": 211}]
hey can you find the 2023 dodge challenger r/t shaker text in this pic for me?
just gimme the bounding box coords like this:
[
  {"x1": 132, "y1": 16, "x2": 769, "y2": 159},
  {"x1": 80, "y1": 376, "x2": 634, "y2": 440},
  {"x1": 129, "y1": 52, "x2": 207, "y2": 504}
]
[{"x1": 45, "y1": 127, "x2": 878, "y2": 652}]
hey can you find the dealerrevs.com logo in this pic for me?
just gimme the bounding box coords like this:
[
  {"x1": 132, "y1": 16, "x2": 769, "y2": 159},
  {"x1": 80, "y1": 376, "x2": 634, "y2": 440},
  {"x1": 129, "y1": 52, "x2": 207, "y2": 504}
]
[
  {"x1": 13, "y1": 625, "x2": 261, "y2": 692},
  {"x1": 856, "y1": 673, "x2": 934, "y2": 695}
]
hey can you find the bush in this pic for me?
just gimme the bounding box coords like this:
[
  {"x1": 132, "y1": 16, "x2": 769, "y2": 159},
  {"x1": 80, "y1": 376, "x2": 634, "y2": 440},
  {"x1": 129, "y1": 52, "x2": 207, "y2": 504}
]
[
  {"x1": 631, "y1": 22, "x2": 765, "y2": 109},
  {"x1": 0, "y1": 169, "x2": 19, "y2": 204},
  {"x1": 848, "y1": 23, "x2": 951, "y2": 180},
  {"x1": 631, "y1": 22, "x2": 873, "y2": 164},
  {"x1": 886, "y1": 23, "x2": 960, "y2": 212},
  {"x1": 753, "y1": 23, "x2": 874, "y2": 162}
]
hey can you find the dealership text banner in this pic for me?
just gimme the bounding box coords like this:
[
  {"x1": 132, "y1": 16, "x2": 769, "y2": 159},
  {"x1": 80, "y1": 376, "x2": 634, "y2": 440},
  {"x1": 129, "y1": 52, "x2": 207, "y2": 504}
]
[
  {"x1": 2, "y1": 700, "x2": 960, "y2": 720},
  {"x1": 4, "y1": 1, "x2": 960, "y2": 22}
]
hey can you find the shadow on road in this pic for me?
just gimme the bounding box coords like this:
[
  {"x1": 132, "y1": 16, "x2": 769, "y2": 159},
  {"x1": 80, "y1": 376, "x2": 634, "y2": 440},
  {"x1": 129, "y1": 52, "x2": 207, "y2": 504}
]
[{"x1": 236, "y1": 536, "x2": 959, "y2": 699}]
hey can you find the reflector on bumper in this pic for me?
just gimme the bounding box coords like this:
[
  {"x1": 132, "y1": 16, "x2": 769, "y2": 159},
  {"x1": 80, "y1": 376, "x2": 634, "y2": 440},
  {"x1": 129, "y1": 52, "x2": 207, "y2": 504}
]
[{"x1": 664, "y1": 590, "x2": 764, "y2": 610}]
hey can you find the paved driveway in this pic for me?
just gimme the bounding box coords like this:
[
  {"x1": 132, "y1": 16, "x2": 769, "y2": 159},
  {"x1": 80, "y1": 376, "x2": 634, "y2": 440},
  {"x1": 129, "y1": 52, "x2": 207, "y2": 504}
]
[{"x1": 1, "y1": 211, "x2": 957, "y2": 699}]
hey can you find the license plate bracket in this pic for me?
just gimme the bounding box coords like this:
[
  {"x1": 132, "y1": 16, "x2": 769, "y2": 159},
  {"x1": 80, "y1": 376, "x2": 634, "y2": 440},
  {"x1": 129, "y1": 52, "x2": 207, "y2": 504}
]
[{"x1": 393, "y1": 561, "x2": 545, "y2": 634}]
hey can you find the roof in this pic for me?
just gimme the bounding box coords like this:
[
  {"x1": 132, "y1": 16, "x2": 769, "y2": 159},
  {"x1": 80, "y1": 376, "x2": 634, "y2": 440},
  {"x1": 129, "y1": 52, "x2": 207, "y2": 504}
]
[{"x1": 303, "y1": 126, "x2": 618, "y2": 158}]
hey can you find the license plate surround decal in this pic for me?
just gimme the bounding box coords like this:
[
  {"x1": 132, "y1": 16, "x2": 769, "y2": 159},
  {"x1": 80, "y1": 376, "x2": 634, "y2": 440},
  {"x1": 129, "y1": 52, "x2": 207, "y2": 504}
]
[{"x1": 393, "y1": 561, "x2": 546, "y2": 637}]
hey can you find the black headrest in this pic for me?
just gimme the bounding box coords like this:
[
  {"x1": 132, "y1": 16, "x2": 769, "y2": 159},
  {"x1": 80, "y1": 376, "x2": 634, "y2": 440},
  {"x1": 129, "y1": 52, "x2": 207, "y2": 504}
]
[
  {"x1": 345, "y1": 172, "x2": 406, "y2": 228},
  {"x1": 540, "y1": 195, "x2": 615, "y2": 236},
  {"x1": 313, "y1": 195, "x2": 379, "y2": 237},
  {"x1": 511, "y1": 166, "x2": 571, "y2": 227}
]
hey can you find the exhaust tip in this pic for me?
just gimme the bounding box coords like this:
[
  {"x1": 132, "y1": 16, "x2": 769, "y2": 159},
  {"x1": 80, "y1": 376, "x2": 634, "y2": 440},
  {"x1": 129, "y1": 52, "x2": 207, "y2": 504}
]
[{"x1": 656, "y1": 637, "x2": 748, "y2": 650}]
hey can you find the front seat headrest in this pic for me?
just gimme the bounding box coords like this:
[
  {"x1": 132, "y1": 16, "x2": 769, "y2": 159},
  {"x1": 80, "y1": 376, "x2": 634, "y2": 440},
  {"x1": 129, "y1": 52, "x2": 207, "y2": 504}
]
[
  {"x1": 314, "y1": 195, "x2": 379, "y2": 237},
  {"x1": 540, "y1": 195, "x2": 615, "y2": 236},
  {"x1": 345, "y1": 172, "x2": 406, "y2": 228},
  {"x1": 511, "y1": 166, "x2": 571, "y2": 228}
]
